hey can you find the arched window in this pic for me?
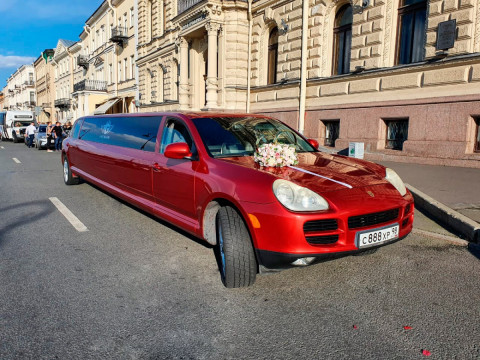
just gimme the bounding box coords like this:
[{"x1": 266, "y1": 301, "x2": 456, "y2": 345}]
[
  {"x1": 267, "y1": 27, "x2": 279, "y2": 85},
  {"x1": 397, "y1": 0, "x2": 427, "y2": 64},
  {"x1": 333, "y1": 5, "x2": 352, "y2": 75}
]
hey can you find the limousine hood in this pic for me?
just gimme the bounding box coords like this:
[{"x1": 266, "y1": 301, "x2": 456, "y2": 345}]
[{"x1": 219, "y1": 152, "x2": 390, "y2": 194}]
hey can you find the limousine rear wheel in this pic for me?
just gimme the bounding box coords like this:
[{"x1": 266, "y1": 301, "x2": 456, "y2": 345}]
[
  {"x1": 217, "y1": 206, "x2": 257, "y2": 288},
  {"x1": 63, "y1": 158, "x2": 79, "y2": 185}
]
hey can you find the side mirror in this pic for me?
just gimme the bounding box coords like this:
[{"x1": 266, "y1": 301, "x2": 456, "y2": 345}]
[
  {"x1": 307, "y1": 138, "x2": 319, "y2": 149},
  {"x1": 164, "y1": 142, "x2": 193, "y2": 159}
]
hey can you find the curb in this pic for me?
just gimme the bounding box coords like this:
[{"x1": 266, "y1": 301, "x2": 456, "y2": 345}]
[{"x1": 406, "y1": 184, "x2": 480, "y2": 244}]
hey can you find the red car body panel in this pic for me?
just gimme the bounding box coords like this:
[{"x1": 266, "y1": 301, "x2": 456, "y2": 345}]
[{"x1": 62, "y1": 112, "x2": 414, "y2": 268}]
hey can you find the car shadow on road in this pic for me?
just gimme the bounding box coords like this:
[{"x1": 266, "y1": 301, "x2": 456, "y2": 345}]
[
  {"x1": 0, "y1": 199, "x2": 56, "y2": 249},
  {"x1": 84, "y1": 181, "x2": 213, "y2": 249},
  {"x1": 467, "y1": 243, "x2": 480, "y2": 261}
]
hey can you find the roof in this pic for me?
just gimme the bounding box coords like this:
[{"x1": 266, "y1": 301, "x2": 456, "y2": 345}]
[{"x1": 59, "y1": 39, "x2": 77, "y2": 48}]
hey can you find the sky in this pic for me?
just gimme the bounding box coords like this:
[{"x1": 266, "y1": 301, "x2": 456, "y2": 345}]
[{"x1": 0, "y1": 0, "x2": 103, "y2": 89}]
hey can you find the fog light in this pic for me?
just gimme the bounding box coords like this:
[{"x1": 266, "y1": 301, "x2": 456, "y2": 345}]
[{"x1": 291, "y1": 257, "x2": 315, "y2": 266}]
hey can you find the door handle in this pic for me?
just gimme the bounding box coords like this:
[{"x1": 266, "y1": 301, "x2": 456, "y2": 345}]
[{"x1": 153, "y1": 163, "x2": 162, "y2": 172}]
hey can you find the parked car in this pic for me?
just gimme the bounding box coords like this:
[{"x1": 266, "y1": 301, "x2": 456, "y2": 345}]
[
  {"x1": 34, "y1": 124, "x2": 49, "y2": 150},
  {"x1": 62, "y1": 112, "x2": 414, "y2": 288}
]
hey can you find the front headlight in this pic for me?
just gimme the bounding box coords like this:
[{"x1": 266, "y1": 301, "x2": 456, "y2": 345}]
[
  {"x1": 385, "y1": 168, "x2": 407, "y2": 196},
  {"x1": 273, "y1": 179, "x2": 329, "y2": 211}
]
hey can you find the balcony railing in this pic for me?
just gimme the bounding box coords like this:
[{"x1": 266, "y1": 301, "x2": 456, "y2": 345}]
[
  {"x1": 24, "y1": 101, "x2": 36, "y2": 106},
  {"x1": 24, "y1": 80, "x2": 34, "y2": 86},
  {"x1": 54, "y1": 98, "x2": 71, "y2": 108},
  {"x1": 77, "y1": 55, "x2": 89, "y2": 69},
  {"x1": 110, "y1": 26, "x2": 128, "y2": 45},
  {"x1": 178, "y1": 0, "x2": 204, "y2": 14},
  {"x1": 74, "y1": 79, "x2": 107, "y2": 92}
]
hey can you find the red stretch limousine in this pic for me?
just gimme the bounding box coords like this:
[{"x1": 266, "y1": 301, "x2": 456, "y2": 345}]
[{"x1": 62, "y1": 112, "x2": 414, "y2": 288}]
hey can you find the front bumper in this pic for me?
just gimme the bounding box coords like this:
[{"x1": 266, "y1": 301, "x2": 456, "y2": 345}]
[{"x1": 240, "y1": 185, "x2": 414, "y2": 268}]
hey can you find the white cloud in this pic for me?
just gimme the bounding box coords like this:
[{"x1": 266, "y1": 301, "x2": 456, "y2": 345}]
[{"x1": 0, "y1": 55, "x2": 36, "y2": 69}]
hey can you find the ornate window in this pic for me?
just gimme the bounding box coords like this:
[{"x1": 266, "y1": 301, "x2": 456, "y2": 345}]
[
  {"x1": 267, "y1": 27, "x2": 279, "y2": 85},
  {"x1": 147, "y1": 0, "x2": 153, "y2": 42},
  {"x1": 333, "y1": 5, "x2": 352, "y2": 75},
  {"x1": 385, "y1": 118, "x2": 409, "y2": 150},
  {"x1": 162, "y1": 1, "x2": 166, "y2": 34},
  {"x1": 397, "y1": 0, "x2": 427, "y2": 65}
]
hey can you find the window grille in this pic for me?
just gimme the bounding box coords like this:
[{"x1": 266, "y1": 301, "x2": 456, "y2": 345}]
[
  {"x1": 385, "y1": 119, "x2": 409, "y2": 150},
  {"x1": 323, "y1": 120, "x2": 340, "y2": 147}
]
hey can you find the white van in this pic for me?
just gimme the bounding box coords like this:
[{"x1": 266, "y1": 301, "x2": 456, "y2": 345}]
[
  {"x1": 0, "y1": 112, "x2": 5, "y2": 140},
  {"x1": 2, "y1": 110, "x2": 35, "y2": 142}
]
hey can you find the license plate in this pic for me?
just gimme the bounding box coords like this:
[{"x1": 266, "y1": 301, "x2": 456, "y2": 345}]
[{"x1": 356, "y1": 224, "x2": 399, "y2": 248}]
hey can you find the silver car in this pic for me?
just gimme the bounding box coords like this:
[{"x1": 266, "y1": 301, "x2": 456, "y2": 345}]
[{"x1": 34, "y1": 125, "x2": 50, "y2": 150}]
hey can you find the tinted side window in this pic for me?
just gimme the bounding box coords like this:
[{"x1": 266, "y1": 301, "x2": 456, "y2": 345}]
[
  {"x1": 79, "y1": 116, "x2": 161, "y2": 152},
  {"x1": 71, "y1": 119, "x2": 83, "y2": 139}
]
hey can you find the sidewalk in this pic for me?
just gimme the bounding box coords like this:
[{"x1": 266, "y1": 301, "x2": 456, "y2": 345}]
[{"x1": 378, "y1": 161, "x2": 480, "y2": 243}]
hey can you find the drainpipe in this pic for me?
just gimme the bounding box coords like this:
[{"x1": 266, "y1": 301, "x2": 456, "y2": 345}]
[
  {"x1": 298, "y1": 0, "x2": 309, "y2": 134},
  {"x1": 134, "y1": 0, "x2": 139, "y2": 112},
  {"x1": 107, "y1": 0, "x2": 118, "y2": 98},
  {"x1": 246, "y1": 0, "x2": 252, "y2": 113}
]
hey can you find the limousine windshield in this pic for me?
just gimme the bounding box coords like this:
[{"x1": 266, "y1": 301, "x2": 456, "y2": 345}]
[{"x1": 192, "y1": 117, "x2": 315, "y2": 158}]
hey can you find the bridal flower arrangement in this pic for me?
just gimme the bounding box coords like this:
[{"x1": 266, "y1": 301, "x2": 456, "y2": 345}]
[{"x1": 254, "y1": 143, "x2": 298, "y2": 168}]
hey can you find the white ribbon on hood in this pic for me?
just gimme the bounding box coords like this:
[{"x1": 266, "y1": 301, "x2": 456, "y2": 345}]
[{"x1": 288, "y1": 165, "x2": 353, "y2": 189}]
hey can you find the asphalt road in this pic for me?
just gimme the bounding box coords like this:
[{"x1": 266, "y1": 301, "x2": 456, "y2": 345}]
[{"x1": 1, "y1": 141, "x2": 479, "y2": 360}]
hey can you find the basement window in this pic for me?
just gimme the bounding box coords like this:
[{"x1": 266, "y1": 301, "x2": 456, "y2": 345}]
[
  {"x1": 323, "y1": 120, "x2": 340, "y2": 147},
  {"x1": 385, "y1": 118, "x2": 409, "y2": 151},
  {"x1": 475, "y1": 117, "x2": 480, "y2": 153}
]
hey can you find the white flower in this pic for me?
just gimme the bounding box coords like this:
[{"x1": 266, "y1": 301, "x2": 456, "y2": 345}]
[{"x1": 254, "y1": 143, "x2": 298, "y2": 167}]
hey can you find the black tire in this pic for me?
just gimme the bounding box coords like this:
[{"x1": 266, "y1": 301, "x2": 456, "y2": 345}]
[
  {"x1": 63, "y1": 157, "x2": 79, "y2": 185},
  {"x1": 12, "y1": 133, "x2": 18, "y2": 143},
  {"x1": 216, "y1": 206, "x2": 257, "y2": 288}
]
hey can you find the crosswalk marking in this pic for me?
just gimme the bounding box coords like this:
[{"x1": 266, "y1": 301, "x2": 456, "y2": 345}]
[{"x1": 12, "y1": 158, "x2": 21, "y2": 163}]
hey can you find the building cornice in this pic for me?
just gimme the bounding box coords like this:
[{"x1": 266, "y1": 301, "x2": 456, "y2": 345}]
[{"x1": 137, "y1": 43, "x2": 176, "y2": 64}]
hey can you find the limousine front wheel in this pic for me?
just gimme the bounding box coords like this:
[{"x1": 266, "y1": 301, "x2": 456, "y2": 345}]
[
  {"x1": 217, "y1": 206, "x2": 257, "y2": 288},
  {"x1": 63, "y1": 158, "x2": 79, "y2": 185}
]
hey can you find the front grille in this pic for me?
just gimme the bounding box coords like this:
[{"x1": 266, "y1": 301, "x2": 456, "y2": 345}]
[
  {"x1": 303, "y1": 219, "x2": 338, "y2": 232},
  {"x1": 405, "y1": 204, "x2": 411, "y2": 215},
  {"x1": 348, "y1": 208, "x2": 399, "y2": 229},
  {"x1": 306, "y1": 235, "x2": 339, "y2": 245}
]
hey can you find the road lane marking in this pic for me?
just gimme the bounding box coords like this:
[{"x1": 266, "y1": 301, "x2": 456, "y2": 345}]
[
  {"x1": 1, "y1": 146, "x2": 4, "y2": 149},
  {"x1": 49, "y1": 197, "x2": 89, "y2": 232},
  {"x1": 12, "y1": 158, "x2": 21, "y2": 163}
]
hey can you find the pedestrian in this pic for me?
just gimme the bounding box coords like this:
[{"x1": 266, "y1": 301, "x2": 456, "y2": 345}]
[
  {"x1": 46, "y1": 121, "x2": 54, "y2": 152},
  {"x1": 63, "y1": 121, "x2": 73, "y2": 137},
  {"x1": 52, "y1": 122, "x2": 64, "y2": 152},
  {"x1": 25, "y1": 122, "x2": 36, "y2": 148}
]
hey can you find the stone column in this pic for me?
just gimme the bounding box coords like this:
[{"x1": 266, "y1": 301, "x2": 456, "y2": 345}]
[
  {"x1": 205, "y1": 22, "x2": 220, "y2": 109},
  {"x1": 178, "y1": 37, "x2": 189, "y2": 110}
]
